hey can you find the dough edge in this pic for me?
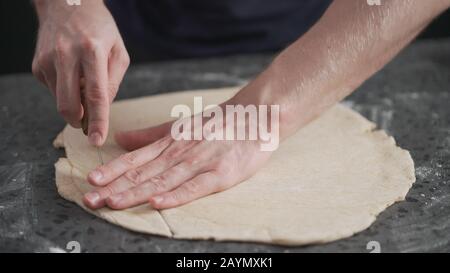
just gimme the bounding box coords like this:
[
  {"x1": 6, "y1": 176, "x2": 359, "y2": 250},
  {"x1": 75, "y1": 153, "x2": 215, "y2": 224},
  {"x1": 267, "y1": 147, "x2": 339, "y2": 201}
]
[{"x1": 53, "y1": 87, "x2": 416, "y2": 246}]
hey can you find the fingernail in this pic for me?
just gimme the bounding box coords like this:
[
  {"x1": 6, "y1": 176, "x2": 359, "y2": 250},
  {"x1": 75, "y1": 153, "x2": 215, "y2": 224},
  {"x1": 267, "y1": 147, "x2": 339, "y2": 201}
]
[
  {"x1": 108, "y1": 194, "x2": 122, "y2": 204},
  {"x1": 89, "y1": 170, "x2": 103, "y2": 183},
  {"x1": 85, "y1": 192, "x2": 100, "y2": 205},
  {"x1": 89, "y1": 132, "x2": 102, "y2": 146},
  {"x1": 152, "y1": 196, "x2": 163, "y2": 204}
]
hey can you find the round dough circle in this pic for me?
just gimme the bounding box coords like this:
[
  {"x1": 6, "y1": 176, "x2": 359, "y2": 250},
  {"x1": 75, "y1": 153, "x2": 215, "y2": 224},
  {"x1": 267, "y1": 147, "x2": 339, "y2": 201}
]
[{"x1": 54, "y1": 87, "x2": 415, "y2": 245}]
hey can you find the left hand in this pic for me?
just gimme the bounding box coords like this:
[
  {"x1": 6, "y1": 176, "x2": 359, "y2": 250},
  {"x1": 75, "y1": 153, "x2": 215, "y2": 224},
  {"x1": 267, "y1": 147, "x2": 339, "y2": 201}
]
[{"x1": 83, "y1": 118, "x2": 273, "y2": 210}]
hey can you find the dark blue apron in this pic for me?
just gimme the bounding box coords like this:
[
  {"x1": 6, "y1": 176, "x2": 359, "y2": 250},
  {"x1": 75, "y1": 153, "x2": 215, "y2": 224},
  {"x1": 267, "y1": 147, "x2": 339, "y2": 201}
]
[{"x1": 106, "y1": 0, "x2": 333, "y2": 61}]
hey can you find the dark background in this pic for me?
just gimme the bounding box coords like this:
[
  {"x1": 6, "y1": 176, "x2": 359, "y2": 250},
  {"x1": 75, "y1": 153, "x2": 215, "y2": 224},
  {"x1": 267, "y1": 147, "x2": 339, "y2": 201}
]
[{"x1": 1, "y1": 0, "x2": 450, "y2": 76}]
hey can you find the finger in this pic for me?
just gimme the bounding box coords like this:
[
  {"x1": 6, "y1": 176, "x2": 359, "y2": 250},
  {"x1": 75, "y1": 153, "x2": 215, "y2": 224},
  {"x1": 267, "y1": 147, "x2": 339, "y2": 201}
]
[
  {"x1": 82, "y1": 46, "x2": 110, "y2": 146},
  {"x1": 121, "y1": 139, "x2": 199, "y2": 182},
  {"x1": 55, "y1": 53, "x2": 83, "y2": 128},
  {"x1": 85, "y1": 163, "x2": 165, "y2": 209},
  {"x1": 149, "y1": 172, "x2": 220, "y2": 209},
  {"x1": 115, "y1": 121, "x2": 173, "y2": 151},
  {"x1": 87, "y1": 135, "x2": 173, "y2": 186},
  {"x1": 107, "y1": 42, "x2": 130, "y2": 103},
  {"x1": 85, "y1": 144, "x2": 197, "y2": 209},
  {"x1": 106, "y1": 160, "x2": 205, "y2": 209},
  {"x1": 83, "y1": 175, "x2": 135, "y2": 209},
  {"x1": 91, "y1": 139, "x2": 201, "y2": 209}
]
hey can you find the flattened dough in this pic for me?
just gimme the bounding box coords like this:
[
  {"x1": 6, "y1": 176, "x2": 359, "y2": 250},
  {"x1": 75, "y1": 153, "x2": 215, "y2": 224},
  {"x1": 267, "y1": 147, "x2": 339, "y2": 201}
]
[{"x1": 54, "y1": 87, "x2": 415, "y2": 245}]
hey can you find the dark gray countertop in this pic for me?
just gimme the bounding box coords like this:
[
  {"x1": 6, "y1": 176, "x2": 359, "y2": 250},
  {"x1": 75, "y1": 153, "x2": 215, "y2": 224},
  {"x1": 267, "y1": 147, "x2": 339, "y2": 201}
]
[{"x1": 0, "y1": 39, "x2": 449, "y2": 253}]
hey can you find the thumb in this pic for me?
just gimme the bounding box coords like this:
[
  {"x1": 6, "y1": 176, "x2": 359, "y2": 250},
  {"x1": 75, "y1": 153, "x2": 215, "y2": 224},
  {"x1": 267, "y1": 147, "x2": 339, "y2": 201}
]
[{"x1": 115, "y1": 121, "x2": 173, "y2": 151}]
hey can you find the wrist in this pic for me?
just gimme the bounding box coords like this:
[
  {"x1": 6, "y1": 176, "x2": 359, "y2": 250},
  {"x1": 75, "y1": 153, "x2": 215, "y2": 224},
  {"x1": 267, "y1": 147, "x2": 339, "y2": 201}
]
[
  {"x1": 32, "y1": 0, "x2": 105, "y2": 21},
  {"x1": 229, "y1": 65, "x2": 296, "y2": 141}
]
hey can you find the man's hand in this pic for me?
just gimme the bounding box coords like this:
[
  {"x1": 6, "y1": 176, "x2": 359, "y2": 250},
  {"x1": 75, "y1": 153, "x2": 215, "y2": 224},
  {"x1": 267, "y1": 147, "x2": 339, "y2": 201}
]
[
  {"x1": 32, "y1": 0, "x2": 130, "y2": 146},
  {"x1": 81, "y1": 0, "x2": 450, "y2": 210},
  {"x1": 83, "y1": 119, "x2": 273, "y2": 210}
]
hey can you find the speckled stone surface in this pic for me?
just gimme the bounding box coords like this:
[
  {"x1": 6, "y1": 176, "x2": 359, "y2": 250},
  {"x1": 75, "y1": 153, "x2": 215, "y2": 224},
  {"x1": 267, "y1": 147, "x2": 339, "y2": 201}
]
[{"x1": 0, "y1": 39, "x2": 449, "y2": 253}]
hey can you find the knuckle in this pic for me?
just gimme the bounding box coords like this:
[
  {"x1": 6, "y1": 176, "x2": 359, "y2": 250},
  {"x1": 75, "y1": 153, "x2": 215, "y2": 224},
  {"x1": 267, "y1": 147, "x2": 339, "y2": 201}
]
[
  {"x1": 35, "y1": 52, "x2": 50, "y2": 67},
  {"x1": 56, "y1": 102, "x2": 74, "y2": 118},
  {"x1": 119, "y1": 52, "x2": 130, "y2": 68},
  {"x1": 119, "y1": 152, "x2": 138, "y2": 166},
  {"x1": 104, "y1": 185, "x2": 116, "y2": 196},
  {"x1": 162, "y1": 147, "x2": 183, "y2": 162},
  {"x1": 54, "y1": 39, "x2": 71, "y2": 60},
  {"x1": 160, "y1": 154, "x2": 173, "y2": 163},
  {"x1": 214, "y1": 161, "x2": 232, "y2": 176},
  {"x1": 86, "y1": 89, "x2": 108, "y2": 104},
  {"x1": 80, "y1": 38, "x2": 102, "y2": 53},
  {"x1": 124, "y1": 169, "x2": 142, "y2": 186},
  {"x1": 183, "y1": 182, "x2": 200, "y2": 195},
  {"x1": 148, "y1": 176, "x2": 167, "y2": 192},
  {"x1": 170, "y1": 191, "x2": 183, "y2": 203},
  {"x1": 183, "y1": 156, "x2": 200, "y2": 167},
  {"x1": 31, "y1": 60, "x2": 41, "y2": 77},
  {"x1": 162, "y1": 150, "x2": 175, "y2": 161},
  {"x1": 89, "y1": 117, "x2": 108, "y2": 130},
  {"x1": 99, "y1": 185, "x2": 115, "y2": 197}
]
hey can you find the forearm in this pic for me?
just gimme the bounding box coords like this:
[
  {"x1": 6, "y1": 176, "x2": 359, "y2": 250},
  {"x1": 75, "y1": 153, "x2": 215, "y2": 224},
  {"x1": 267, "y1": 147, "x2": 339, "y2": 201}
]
[{"x1": 234, "y1": 0, "x2": 450, "y2": 140}]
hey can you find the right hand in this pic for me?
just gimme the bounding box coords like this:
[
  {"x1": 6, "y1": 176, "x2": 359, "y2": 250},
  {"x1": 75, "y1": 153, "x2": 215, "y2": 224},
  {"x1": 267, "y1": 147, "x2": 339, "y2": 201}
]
[{"x1": 32, "y1": 0, "x2": 130, "y2": 146}]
